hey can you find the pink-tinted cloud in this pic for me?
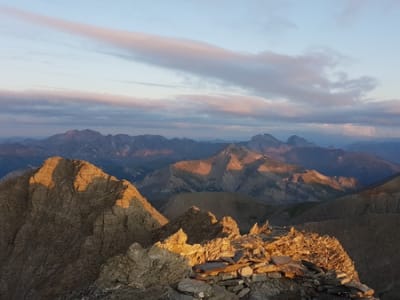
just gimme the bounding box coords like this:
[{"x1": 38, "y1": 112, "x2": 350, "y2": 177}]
[
  {"x1": 1, "y1": 6, "x2": 376, "y2": 106},
  {"x1": 1, "y1": 89, "x2": 399, "y2": 136}
]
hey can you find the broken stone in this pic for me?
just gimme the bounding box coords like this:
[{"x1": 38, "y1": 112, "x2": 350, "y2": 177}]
[
  {"x1": 237, "y1": 287, "x2": 251, "y2": 298},
  {"x1": 193, "y1": 262, "x2": 228, "y2": 273},
  {"x1": 254, "y1": 264, "x2": 279, "y2": 274},
  {"x1": 221, "y1": 256, "x2": 235, "y2": 264},
  {"x1": 218, "y1": 279, "x2": 244, "y2": 286},
  {"x1": 218, "y1": 272, "x2": 237, "y2": 281},
  {"x1": 233, "y1": 250, "x2": 244, "y2": 263},
  {"x1": 267, "y1": 272, "x2": 282, "y2": 279},
  {"x1": 251, "y1": 273, "x2": 267, "y2": 282},
  {"x1": 177, "y1": 278, "x2": 213, "y2": 297},
  {"x1": 345, "y1": 281, "x2": 374, "y2": 296},
  {"x1": 228, "y1": 284, "x2": 245, "y2": 293},
  {"x1": 271, "y1": 255, "x2": 292, "y2": 265},
  {"x1": 210, "y1": 284, "x2": 239, "y2": 300},
  {"x1": 238, "y1": 266, "x2": 253, "y2": 277}
]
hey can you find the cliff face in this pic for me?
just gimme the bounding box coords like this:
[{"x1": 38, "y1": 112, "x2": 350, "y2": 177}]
[{"x1": 0, "y1": 157, "x2": 167, "y2": 300}]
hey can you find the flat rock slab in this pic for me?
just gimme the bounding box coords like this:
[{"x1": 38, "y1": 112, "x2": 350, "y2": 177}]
[
  {"x1": 177, "y1": 278, "x2": 213, "y2": 297},
  {"x1": 237, "y1": 287, "x2": 250, "y2": 298},
  {"x1": 194, "y1": 262, "x2": 228, "y2": 273},
  {"x1": 271, "y1": 255, "x2": 292, "y2": 265}
]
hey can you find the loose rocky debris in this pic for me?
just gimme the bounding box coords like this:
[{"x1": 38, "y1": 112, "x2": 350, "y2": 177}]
[
  {"x1": 153, "y1": 206, "x2": 240, "y2": 244},
  {"x1": 88, "y1": 210, "x2": 377, "y2": 300}
]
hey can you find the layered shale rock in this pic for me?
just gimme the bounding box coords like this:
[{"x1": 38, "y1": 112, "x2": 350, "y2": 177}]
[{"x1": 0, "y1": 157, "x2": 167, "y2": 300}]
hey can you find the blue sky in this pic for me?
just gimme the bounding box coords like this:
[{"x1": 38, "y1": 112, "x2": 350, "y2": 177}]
[{"x1": 0, "y1": 0, "x2": 399, "y2": 143}]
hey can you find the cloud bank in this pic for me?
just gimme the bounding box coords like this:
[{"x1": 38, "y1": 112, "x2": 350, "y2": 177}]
[{"x1": 0, "y1": 89, "x2": 399, "y2": 139}]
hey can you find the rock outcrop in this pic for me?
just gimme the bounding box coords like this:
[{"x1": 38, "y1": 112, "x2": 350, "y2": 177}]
[
  {"x1": 0, "y1": 157, "x2": 167, "y2": 300},
  {"x1": 154, "y1": 206, "x2": 240, "y2": 244}
]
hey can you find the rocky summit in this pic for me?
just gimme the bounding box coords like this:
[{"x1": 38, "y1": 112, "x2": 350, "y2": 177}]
[
  {"x1": 0, "y1": 157, "x2": 377, "y2": 299},
  {"x1": 76, "y1": 211, "x2": 376, "y2": 300}
]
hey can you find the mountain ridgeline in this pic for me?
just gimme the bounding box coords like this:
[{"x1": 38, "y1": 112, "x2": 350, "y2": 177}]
[
  {"x1": 0, "y1": 130, "x2": 399, "y2": 188},
  {"x1": 138, "y1": 144, "x2": 358, "y2": 206},
  {"x1": 0, "y1": 129, "x2": 227, "y2": 181}
]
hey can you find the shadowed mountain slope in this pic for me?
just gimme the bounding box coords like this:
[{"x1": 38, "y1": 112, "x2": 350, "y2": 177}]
[
  {"x1": 292, "y1": 174, "x2": 400, "y2": 299},
  {"x1": 347, "y1": 140, "x2": 400, "y2": 164},
  {"x1": 245, "y1": 134, "x2": 400, "y2": 186}
]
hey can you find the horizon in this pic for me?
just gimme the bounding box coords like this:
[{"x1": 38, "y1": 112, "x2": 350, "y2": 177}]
[
  {"x1": 0, "y1": 1, "x2": 399, "y2": 141},
  {"x1": 1, "y1": 128, "x2": 399, "y2": 148}
]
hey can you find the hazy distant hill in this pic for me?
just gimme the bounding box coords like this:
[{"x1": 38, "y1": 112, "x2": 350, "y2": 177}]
[
  {"x1": 292, "y1": 174, "x2": 400, "y2": 299},
  {"x1": 245, "y1": 134, "x2": 400, "y2": 186},
  {"x1": 138, "y1": 144, "x2": 357, "y2": 206},
  {"x1": 0, "y1": 129, "x2": 226, "y2": 181},
  {"x1": 347, "y1": 140, "x2": 400, "y2": 164}
]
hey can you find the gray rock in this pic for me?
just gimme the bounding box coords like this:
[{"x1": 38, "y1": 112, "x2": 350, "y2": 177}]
[
  {"x1": 237, "y1": 287, "x2": 250, "y2": 298},
  {"x1": 177, "y1": 278, "x2": 213, "y2": 298},
  {"x1": 271, "y1": 255, "x2": 292, "y2": 265}
]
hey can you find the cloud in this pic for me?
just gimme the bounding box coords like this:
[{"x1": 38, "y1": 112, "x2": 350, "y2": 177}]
[
  {"x1": 0, "y1": 89, "x2": 399, "y2": 139},
  {"x1": 0, "y1": 6, "x2": 377, "y2": 106}
]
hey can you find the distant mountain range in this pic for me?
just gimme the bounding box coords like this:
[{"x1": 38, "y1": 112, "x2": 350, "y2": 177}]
[
  {"x1": 138, "y1": 144, "x2": 358, "y2": 206},
  {"x1": 244, "y1": 133, "x2": 400, "y2": 186},
  {"x1": 0, "y1": 129, "x2": 399, "y2": 188},
  {"x1": 0, "y1": 129, "x2": 226, "y2": 181},
  {"x1": 346, "y1": 140, "x2": 400, "y2": 164}
]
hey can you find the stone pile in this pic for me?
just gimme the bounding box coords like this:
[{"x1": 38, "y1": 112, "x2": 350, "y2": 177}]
[
  {"x1": 168, "y1": 223, "x2": 377, "y2": 299},
  {"x1": 179, "y1": 255, "x2": 376, "y2": 299},
  {"x1": 83, "y1": 209, "x2": 378, "y2": 299}
]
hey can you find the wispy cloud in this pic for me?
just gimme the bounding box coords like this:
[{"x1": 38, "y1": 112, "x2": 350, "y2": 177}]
[{"x1": 1, "y1": 6, "x2": 377, "y2": 107}]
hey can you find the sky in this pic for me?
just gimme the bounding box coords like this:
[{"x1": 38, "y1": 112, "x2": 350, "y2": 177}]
[{"x1": 0, "y1": 0, "x2": 399, "y2": 143}]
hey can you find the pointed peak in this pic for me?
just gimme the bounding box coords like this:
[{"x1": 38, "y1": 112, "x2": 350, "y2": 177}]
[
  {"x1": 249, "y1": 133, "x2": 284, "y2": 148},
  {"x1": 287, "y1": 135, "x2": 315, "y2": 147},
  {"x1": 29, "y1": 156, "x2": 110, "y2": 190}
]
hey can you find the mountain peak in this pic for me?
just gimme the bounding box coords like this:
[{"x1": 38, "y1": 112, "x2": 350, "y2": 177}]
[
  {"x1": 0, "y1": 156, "x2": 167, "y2": 299},
  {"x1": 250, "y1": 133, "x2": 283, "y2": 145},
  {"x1": 287, "y1": 135, "x2": 315, "y2": 147}
]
